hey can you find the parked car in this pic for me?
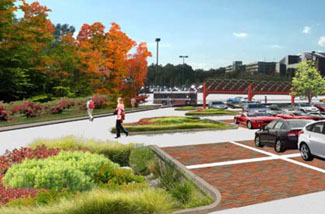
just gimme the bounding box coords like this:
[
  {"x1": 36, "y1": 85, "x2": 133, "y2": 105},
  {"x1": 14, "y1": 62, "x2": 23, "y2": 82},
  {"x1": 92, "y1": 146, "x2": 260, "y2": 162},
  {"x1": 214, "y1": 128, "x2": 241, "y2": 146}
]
[
  {"x1": 269, "y1": 103, "x2": 294, "y2": 112},
  {"x1": 208, "y1": 101, "x2": 228, "y2": 109},
  {"x1": 276, "y1": 112, "x2": 324, "y2": 120},
  {"x1": 234, "y1": 112, "x2": 280, "y2": 129},
  {"x1": 298, "y1": 121, "x2": 325, "y2": 161},
  {"x1": 226, "y1": 97, "x2": 244, "y2": 108},
  {"x1": 255, "y1": 119, "x2": 313, "y2": 153},
  {"x1": 313, "y1": 102, "x2": 325, "y2": 112},
  {"x1": 242, "y1": 103, "x2": 270, "y2": 113},
  {"x1": 294, "y1": 103, "x2": 319, "y2": 113}
]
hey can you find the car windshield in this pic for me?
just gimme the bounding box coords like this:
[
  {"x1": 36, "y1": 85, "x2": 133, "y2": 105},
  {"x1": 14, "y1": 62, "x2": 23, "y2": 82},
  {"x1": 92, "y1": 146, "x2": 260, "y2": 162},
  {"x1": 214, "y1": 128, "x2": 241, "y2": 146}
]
[
  {"x1": 288, "y1": 120, "x2": 313, "y2": 128},
  {"x1": 299, "y1": 103, "x2": 312, "y2": 107},
  {"x1": 212, "y1": 102, "x2": 223, "y2": 105},
  {"x1": 248, "y1": 104, "x2": 266, "y2": 108},
  {"x1": 247, "y1": 113, "x2": 272, "y2": 117}
]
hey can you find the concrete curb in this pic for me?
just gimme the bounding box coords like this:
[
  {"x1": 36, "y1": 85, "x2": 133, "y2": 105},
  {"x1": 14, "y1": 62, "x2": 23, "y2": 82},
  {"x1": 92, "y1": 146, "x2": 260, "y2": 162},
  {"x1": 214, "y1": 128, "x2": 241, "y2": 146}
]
[
  {"x1": 150, "y1": 145, "x2": 222, "y2": 214},
  {"x1": 0, "y1": 106, "x2": 161, "y2": 133}
]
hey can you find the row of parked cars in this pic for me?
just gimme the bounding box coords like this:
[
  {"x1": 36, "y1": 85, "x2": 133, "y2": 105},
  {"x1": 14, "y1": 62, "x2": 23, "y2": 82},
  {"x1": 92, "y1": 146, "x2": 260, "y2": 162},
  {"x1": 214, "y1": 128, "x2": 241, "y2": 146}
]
[{"x1": 230, "y1": 101, "x2": 325, "y2": 162}]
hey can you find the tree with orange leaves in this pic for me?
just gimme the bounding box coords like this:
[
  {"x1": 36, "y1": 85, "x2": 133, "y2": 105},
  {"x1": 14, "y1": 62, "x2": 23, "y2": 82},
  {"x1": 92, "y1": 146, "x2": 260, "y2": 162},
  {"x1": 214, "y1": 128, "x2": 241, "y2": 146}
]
[
  {"x1": 77, "y1": 22, "x2": 136, "y2": 99},
  {"x1": 124, "y1": 42, "x2": 152, "y2": 98}
]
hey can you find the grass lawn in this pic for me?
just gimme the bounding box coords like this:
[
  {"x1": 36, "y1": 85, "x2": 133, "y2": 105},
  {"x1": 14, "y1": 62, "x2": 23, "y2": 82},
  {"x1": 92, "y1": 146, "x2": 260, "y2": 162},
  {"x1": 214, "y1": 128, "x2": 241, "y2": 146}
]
[
  {"x1": 174, "y1": 106, "x2": 201, "y2": 111},
  {"x1": 111, "y1": 116, "x2": 236, "y2": 134},
  {"x1": 185, "y1": 108, "x2": 238, "y2": 116},
  {"x1": 0, "y1": 106, "x2": 157, "y2": 128}
]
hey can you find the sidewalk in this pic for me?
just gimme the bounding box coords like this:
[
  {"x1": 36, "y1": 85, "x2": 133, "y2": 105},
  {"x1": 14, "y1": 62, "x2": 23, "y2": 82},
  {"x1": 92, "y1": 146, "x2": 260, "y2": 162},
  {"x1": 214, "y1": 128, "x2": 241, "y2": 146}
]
[{"x1": 0, "y1": 106, "x2": 161, "y2": 132}]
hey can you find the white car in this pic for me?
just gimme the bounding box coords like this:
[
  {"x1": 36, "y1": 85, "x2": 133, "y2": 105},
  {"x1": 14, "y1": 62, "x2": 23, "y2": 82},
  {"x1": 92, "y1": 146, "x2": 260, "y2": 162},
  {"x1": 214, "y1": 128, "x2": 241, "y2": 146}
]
[
  {"x1": 294, "y1": 103, "x2": 319, "y2": 113},
  {"x1": 298, "y1": 121, "x2": 325, "y2": 161}
]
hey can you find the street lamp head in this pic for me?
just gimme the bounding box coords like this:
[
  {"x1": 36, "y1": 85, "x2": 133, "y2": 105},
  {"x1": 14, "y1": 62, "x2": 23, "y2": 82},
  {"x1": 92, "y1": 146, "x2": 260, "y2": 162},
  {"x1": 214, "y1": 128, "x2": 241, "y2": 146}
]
[{"x1": 155, "y1": 38, "x2": 161, "y2": 42}]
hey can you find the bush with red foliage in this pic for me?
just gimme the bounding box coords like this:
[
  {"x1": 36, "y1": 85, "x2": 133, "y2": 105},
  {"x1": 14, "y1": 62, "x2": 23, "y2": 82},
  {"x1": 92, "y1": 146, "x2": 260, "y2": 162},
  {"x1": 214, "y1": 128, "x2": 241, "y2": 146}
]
[
  {"x1": 58, "y1": 99, "x2": 75, "y2": 109},
  {"x1": 0, "y1": 145, "x2": 61, "y2": 175},
  {"x1": 11, "y1": 102, "x2": 43, "y2": 118},
  {"x1": 0, "y1": 105, "x2": 8, "y2": 121},
  {"x1": 91, "y1": 95, "x2": 108, "y2": 109},
  {"x1": 0, "y1": 178, "x2": 43, "y2": 205}
]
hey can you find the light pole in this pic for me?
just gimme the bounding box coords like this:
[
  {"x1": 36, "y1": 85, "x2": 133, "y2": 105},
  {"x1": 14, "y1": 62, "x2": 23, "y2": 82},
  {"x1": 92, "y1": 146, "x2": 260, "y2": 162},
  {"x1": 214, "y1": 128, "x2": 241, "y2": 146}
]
[
  {"x1": 155, "y1": 38, "x2": 161, "y2": 87},
  {"x1": 179, "y1": 55, "x2": 188, "y2": 88}
]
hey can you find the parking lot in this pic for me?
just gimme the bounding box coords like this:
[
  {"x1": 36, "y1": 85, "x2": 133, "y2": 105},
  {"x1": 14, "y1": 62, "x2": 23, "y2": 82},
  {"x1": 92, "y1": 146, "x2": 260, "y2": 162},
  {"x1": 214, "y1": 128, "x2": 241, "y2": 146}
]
[{"x1": 163, "y1": 140, "x2": 325, "y2": 211}]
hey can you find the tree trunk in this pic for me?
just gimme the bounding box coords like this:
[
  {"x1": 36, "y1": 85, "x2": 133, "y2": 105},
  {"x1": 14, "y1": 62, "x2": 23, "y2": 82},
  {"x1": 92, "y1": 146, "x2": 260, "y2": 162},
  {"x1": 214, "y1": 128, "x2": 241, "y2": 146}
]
[{"x1": 308, "y1": 94, "x2": 312, "y2": 104}]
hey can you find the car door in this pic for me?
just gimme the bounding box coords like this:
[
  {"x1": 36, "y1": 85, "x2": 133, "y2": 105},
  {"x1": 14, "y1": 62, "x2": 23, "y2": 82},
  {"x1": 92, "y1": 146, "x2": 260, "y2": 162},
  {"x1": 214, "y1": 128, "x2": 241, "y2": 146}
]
[
  {"x1": 259, "y1": 120, "x2": 277, "y2": 143},
  {"x1": 309, "y1": 122, "x2": 325, "y2": 158},
  {"x1": 268, "y1": 121, "x2": 284, "y2": 144}
]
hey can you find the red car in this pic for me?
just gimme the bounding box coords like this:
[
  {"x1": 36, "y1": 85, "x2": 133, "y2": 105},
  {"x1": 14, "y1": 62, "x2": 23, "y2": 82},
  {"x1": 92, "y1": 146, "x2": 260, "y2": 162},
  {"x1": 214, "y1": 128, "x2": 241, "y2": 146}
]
[
  {"x1": 314, "y1": 103, "x2": 325, "y2": 112},
  {"x1": 276, "y1": 112, "x2": 324, "y2": 120},
  {"x1": 234, "y1": 112, "x2": 280, "y2": 129}
]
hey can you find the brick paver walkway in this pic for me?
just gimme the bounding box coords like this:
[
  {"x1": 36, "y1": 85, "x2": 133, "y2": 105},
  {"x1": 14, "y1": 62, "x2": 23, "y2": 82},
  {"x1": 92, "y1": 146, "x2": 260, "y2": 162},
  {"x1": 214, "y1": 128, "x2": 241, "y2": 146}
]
[
  {"x1": 162, "y1": 142, "x2": 266, "y2": 165},
  {"x1": 164, "y1": 141, "x2": 325, "y2": 211},
  {"x1": 192, "y1": 160, "x2": 325, "y2": 210}
]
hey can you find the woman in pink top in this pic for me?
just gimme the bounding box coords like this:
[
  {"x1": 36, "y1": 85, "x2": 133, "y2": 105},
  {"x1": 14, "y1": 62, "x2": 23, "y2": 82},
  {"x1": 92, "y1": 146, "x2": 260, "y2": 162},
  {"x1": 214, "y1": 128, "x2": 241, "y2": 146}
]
[{"x1": 114, "y1": 97, "x2": 128, "y2": 139}]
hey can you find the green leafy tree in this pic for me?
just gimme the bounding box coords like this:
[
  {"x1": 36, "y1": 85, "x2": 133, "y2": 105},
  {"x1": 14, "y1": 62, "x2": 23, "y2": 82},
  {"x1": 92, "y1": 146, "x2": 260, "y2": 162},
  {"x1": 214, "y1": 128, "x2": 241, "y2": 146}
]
[{"x1": 291, "y1": 61, "x2": 325, "y2": 103}]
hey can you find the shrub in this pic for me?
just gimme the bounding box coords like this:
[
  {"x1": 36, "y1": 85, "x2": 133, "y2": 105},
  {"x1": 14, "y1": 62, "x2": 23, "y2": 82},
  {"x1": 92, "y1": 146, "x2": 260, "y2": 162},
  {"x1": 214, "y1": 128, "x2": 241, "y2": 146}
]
[
  {"x1": 58, "y1": 99, "x2": 75, "y2": 109},
  {"x1": 129, "y1": 146, "x2": 155, "y2": 175},
  {"x1": 0, "y1": 104, "x2": 8, "y2": 121},
  {"x1": 30, "y1": 136, "x2": 135, "y2": 166},
  {"x1": 91, "y1": 94, "x2": 108, "y2": 109},
  {"x1": 11, "y1": 102, "x2": 42, "y2": 118},
  {"x1": 3, "y1": 151, "x2": 118, "y2": 191},
  {"x1": 108, "y1": 168, "x2": 145, "y2": 185},
  {"x1": 0, "y1": 145, "x2": 61, "y2": 175}
]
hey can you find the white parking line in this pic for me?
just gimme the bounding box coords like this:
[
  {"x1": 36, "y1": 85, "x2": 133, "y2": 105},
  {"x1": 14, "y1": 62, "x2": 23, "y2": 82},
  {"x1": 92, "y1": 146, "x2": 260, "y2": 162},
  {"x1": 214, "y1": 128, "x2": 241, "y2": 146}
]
[
  {"x1": 187, "y1": 157, "x2": 277, "y2": 169},
  {"x1": 229, "y1": 141, "x2": 325, "y2": 174}
]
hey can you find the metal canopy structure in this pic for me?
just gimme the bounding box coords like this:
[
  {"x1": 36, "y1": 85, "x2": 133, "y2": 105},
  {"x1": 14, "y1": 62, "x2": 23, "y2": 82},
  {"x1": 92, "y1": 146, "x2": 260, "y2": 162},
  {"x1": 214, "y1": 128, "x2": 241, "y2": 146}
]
[{"x1": 202, "y1": 79, "x2": 294, "y2": 109}]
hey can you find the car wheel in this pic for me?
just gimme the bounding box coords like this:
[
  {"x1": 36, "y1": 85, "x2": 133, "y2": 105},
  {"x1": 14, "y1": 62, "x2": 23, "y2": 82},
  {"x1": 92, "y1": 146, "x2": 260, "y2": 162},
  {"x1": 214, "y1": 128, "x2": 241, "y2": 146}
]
[
  {"x1": 247, "y1": 121, "x2": 253, "y2": 129},
  {"x1": 254, "y1": 136, "x2": 263, "y2": 147},
  {"x1": 300, "y1": 143, "x2": 313, "y2": 161},
  {"x1": 234, "y1": 118, "x2": 239, "y2": 124},
  {"x1": 185, "y1": 101, "x2": 190, "y2": 105},
  {"x1": 274, "y1": 139, "x2": 285, "y2": 153}
]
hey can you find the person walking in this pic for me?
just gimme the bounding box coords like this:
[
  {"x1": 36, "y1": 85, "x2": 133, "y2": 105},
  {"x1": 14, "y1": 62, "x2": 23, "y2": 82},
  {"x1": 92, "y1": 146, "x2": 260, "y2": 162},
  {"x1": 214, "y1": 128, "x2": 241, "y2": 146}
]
[
  {"x1": 114, "y1": 97, "x2": 128, "y2": 139},
  {"x1": 131, "y1": 97, "x2": 136, "y2": 110},
  {"x1": 86, "y1": 98, "x2": 95, "y2": 121}
]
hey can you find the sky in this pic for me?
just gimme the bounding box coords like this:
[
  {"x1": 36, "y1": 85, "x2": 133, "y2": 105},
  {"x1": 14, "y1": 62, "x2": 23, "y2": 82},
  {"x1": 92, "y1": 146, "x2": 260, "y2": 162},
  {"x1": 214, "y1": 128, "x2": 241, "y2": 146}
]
[{"x1": 19, "y1": 0, "x2": 325, "y2": 69}]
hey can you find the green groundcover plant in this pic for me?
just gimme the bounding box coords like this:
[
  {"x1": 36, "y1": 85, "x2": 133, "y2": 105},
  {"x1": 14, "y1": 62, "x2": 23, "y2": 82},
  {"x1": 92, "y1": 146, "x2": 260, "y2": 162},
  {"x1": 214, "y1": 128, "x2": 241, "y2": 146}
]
[
  {"x1": 112, "y1": 116, "x2": 235, "y2": 133},
  {"x1": 185, "y1": 108, "x2": 237, "y2": 116},
  {"x1": 3, "y1": 151, "x2": 119, "y2": 191}
]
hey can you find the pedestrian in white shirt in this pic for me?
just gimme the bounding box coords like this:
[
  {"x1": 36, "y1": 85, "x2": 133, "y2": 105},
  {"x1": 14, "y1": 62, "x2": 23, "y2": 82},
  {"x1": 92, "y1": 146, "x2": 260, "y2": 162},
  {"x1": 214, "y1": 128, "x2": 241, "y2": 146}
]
[{"x1": 86, "y1": 98, "x2": 95, "y2": 121}]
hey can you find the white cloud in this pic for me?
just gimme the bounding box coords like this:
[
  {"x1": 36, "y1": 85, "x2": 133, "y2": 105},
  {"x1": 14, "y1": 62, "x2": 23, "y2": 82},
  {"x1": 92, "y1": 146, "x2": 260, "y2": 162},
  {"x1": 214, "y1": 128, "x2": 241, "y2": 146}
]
[
  {"x1": 233, "y1": 32, "x2": 248, "y2": 38},
  {"x1": 302, "y1": 26, "x2": 311, "y2": 34},
  {"x1": 318, "y1": 36, "x2": 325, "y2": 47},
  {"x1": 269, "y1": 44, "x2": 284, "y2": 49}
]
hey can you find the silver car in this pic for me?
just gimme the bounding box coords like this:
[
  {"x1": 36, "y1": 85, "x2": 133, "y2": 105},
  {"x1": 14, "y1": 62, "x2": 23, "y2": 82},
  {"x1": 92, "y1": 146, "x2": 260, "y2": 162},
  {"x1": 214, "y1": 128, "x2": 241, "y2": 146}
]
[
  {"x1": 298, "y1": 121, "x2": 325, "y2": 161},
  {"x1": 242, "y1": 103, "x2": 270, "y2": 113},
  {"x1": 294, "y1": 103, "x2": 319, "y2": 113},
  {"x1": 208, "y1": 101, "x2": 228, "y2": 109}
]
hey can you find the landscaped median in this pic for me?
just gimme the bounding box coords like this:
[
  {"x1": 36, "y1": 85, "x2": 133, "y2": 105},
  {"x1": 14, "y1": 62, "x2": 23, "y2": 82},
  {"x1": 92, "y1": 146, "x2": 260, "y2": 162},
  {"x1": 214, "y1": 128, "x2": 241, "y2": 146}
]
[
  {"x1": 185, "y1": 108, "x2": 238, "y2": 116},
  {"x1": 174, "y1": 106, "x2": 201, "y2": 111},
  {"x1": 111, "y1": 116, "x2": 236, "y2": 135},
  {"x1": 0, "y1": 136, "x2": 213, "y2": 214}
]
